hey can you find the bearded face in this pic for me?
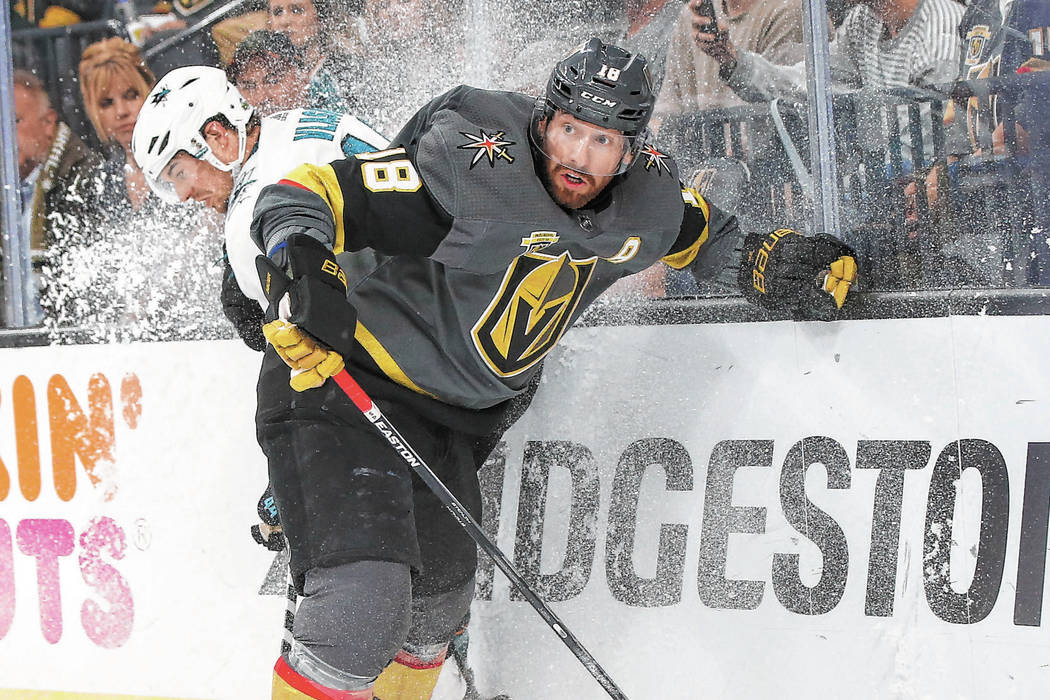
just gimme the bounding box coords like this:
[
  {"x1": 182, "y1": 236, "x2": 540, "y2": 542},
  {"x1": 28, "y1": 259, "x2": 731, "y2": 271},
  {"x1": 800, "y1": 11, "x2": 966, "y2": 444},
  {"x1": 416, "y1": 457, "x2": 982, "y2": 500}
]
[{"x1": 538, "y1": 111, "x2": 628, "y2": 209}]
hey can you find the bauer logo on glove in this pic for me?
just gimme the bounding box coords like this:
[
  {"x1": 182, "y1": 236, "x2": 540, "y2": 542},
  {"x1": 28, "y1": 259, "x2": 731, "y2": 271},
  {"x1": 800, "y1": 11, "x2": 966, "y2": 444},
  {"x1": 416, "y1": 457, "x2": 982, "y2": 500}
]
[
  {"x1": 747, "y1": 228, "x2": 796, "y2": 295},
  {"x1": 256, "y1": 234, "x2": 358, "y2": 391},
  {"x1": 739, "y1": 229, "x2": 858, "y2": 320}
]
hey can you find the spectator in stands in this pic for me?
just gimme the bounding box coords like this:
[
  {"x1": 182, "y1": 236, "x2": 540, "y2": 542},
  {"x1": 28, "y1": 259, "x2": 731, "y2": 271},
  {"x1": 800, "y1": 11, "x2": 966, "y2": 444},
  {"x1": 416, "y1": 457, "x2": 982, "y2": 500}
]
[
  {"x1": 631, "y1": 0, "x2": 803, "y2": 299},
  {"x1": 697, "y1": 0, "x2": 963, "y2": 101},
  {"x1": 78, "y1": 37, "x2": 157, "y2": 216},
  {"x1": 685, "y1": 0, "x2": 963, "y2": 290},
  {"x1": 905, "y1": 0, "x2": 1017, "y2": 239},
  {"x1": 227, "y1": 29, "x2": 308, "y2": 115},
  {"x1": 171, "y1": 0, "x2": 263, "y2": 67},
  {"x1": 621, "y1": 0, "x2": 689, "y2": 98},
  {"x1": 140, "y1": 0, "x2": 222, "y2": 76},
  {"x1": 12, "y1": 69, "x2": 99, "y2": 325},
  {"x1": 141, "y1": 0, "x2": 285, "y2": 76},
  {"x1": 922, "y1": 0, "x2": 1050, "y2": 285},
  {"x1": 945, "y1": 0, "x2": 1050, "y2": 157},
  {"x1": 655, "y1": 0, "x2": 805, "y2": 115},
  {"x1": 349, "y1": 0, "x2": 464, "y2": 137},
  {"x1": 266, "y1": 0, "x2": 357, "y2": 113}
]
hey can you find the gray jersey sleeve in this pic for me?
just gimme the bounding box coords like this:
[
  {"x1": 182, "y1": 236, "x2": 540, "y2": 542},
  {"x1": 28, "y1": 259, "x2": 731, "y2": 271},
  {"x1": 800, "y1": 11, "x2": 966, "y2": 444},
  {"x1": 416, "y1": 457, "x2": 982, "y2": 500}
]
[
  {"x1": 251, "y1": 183, "x2": 338, "y2": 258},
  {"x1": 662, "y1": 187, "x2": 746, "y2": 291}
]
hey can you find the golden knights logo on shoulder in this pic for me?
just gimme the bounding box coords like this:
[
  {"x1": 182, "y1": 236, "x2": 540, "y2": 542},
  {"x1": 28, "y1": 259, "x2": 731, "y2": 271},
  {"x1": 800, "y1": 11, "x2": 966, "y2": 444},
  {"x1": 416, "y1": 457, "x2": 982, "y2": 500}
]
[
  {"x1": 457, "y1": 130, "x2": 516, "y2": 168},
  {"x1": 641, "y1": 144, "x2": 671, "y2": 175}
]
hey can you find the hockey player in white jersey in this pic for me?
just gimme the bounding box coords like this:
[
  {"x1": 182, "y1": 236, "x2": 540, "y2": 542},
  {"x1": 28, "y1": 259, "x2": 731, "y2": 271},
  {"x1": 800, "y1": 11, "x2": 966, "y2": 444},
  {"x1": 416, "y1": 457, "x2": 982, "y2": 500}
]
[{"x1": 130, "y1": 66, "x2": 388, "y2": 346}]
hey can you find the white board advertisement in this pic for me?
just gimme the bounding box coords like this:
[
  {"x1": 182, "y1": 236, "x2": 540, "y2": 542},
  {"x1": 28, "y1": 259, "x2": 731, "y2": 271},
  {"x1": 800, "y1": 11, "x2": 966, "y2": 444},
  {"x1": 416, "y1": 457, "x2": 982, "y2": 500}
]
[
  {"x1": 1, "y1": 316, "x2": 1048, "y2": 699},
  {"x1": 0, "y1": 341, "x2": 280, "y2": 699}
]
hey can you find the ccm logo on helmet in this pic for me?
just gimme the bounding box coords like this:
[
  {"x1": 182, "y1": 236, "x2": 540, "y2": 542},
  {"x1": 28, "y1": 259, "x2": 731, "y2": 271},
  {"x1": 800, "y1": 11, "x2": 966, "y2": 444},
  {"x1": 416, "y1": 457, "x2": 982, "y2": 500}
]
[{"x1": 580, "y1": 91, "x2": 618, "y2": 108}]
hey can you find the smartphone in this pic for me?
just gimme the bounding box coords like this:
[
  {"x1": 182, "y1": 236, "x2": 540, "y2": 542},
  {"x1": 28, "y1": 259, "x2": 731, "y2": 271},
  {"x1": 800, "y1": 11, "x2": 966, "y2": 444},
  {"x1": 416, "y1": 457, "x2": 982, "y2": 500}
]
[{"x1": 693, "y1": 0, "x2": 719, "y2": 35}]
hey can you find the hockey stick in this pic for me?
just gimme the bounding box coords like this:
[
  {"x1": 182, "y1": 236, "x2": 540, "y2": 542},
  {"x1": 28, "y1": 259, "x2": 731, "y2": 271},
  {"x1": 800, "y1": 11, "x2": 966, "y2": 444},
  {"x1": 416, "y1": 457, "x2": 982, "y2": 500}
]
[
  {"x1": 330, "y1": 369, "x2": 630, "y2": 700},
  {"x1": 280, "y1": 571, "x2": 297, "y2": 656}
]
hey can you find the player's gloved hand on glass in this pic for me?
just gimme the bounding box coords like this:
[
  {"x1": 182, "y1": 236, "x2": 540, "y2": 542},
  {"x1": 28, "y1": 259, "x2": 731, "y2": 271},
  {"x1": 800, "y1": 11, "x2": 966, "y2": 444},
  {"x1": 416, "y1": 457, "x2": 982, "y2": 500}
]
[
  {"x1": 739, "y1": 229, "x2": 858, "y2": 321},
  {"x1": 256, "y1": 233, "x2": 358, "y2": 391}
]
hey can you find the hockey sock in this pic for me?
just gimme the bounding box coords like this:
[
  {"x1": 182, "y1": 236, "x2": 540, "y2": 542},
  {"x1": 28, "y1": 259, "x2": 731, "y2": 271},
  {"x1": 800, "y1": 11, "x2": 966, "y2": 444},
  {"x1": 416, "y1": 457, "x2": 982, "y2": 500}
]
[
  {"x1": 273, "y1": 656, "x2": 375, "y2": 700},
  {"x1": 371, "y1": 647, "x2": 448, "y2": 700}
]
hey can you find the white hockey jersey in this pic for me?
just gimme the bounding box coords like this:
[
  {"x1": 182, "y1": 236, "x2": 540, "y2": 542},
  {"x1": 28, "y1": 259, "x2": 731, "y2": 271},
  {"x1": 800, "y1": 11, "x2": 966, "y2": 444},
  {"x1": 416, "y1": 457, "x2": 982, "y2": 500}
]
[{"x1": 224, "y1": 108, "x2": 388, "y2": 305}]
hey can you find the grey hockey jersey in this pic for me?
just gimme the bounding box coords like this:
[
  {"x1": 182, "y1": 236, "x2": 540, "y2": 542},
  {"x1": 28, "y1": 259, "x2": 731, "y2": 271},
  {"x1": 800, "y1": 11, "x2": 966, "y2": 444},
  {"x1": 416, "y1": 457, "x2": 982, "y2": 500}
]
[{"x1": 251, "y1": 86, "x2": 742, "y2": 410}]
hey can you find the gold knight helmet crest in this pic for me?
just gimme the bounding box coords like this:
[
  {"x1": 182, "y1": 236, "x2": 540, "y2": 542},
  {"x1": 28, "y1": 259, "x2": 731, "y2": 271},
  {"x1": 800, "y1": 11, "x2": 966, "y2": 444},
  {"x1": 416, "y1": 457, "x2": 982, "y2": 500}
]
[{"x1": 472, "y1": 238, "x2": 595, "y2": 377}]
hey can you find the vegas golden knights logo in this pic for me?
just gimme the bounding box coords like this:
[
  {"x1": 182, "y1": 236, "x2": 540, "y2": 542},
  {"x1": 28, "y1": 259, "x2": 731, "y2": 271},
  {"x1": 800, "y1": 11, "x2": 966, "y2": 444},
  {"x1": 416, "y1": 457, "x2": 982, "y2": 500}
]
[
  {"x1": 965, "y1": 25, "x2": 992, "y2": 66},
  {"x1": 472, "y1": 234, "x2": 596, "y2": 377}
]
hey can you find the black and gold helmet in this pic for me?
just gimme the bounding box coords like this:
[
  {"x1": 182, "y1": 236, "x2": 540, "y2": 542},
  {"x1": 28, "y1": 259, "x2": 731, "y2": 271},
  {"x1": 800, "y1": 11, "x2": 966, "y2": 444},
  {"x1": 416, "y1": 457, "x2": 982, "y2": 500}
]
[
  {"x1": 544, "y1": 37, "x2": 655, "y2": 137},
  {"x1": 529, "y1": 37, "x2": 655, "y2": 176}
]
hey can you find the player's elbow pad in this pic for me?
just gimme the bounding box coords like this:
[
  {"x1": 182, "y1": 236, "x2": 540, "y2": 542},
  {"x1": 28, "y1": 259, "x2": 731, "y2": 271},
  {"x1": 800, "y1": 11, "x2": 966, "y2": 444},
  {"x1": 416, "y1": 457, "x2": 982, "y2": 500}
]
[{"x1": 251, "y1": 183, "x2": 338, "y2": 259}]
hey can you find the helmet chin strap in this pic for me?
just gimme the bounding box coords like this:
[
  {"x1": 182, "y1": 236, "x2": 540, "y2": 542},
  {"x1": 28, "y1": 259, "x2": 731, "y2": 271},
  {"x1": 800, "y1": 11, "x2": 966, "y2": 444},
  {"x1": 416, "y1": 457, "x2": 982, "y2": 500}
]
[
  {"x1": 231, "y1": 122, "x2": 248, "y2": 178},
  {"x1": 203, "y1": 123, "x2": 248, "y2": 177}
]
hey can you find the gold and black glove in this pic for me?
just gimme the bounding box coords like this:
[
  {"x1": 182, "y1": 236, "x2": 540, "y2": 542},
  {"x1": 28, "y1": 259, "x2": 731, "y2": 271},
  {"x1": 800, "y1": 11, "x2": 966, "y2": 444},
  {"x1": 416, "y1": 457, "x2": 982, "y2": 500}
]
[
  {"x1": 262, "y1": 320, "x2": 345, "y2": 391},
  {"x1": 739, "y1": 229, "x2": 858, "y2": 320},
  {"x1": 256, "y1": 234, "x2": 357, "y2": 390}
]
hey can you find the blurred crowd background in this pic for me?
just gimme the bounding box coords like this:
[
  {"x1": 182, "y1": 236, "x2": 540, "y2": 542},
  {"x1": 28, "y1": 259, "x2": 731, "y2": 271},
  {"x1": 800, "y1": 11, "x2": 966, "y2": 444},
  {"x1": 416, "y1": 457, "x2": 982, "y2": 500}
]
[{"x1": 4, "y1": 0, "x2": 1049, "y2": 340}]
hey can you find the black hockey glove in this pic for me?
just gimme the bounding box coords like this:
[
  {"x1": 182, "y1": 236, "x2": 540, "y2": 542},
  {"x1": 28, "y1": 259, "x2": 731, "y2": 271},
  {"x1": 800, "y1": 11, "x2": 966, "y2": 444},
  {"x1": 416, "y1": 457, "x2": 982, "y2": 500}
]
[
  {"x1": 250, "y1": 484, "x2": 286, "y2": 552},
  {"x1": 257, "y1": 234, "x2": 358, "y2": 391},
  {"x1": 738, "y1": 229, "x2": 857, "y2": 321},
  {"x1": 220, "y1": 255, "x2": 266, "y2": 352}
]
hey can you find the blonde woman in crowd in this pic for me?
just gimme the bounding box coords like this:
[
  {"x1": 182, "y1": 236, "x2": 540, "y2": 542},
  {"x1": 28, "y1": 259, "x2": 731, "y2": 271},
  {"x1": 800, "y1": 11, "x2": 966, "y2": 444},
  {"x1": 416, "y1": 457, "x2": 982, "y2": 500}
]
[{"x1": 78, "y1": 37, "x2": 158, "y2": 215}]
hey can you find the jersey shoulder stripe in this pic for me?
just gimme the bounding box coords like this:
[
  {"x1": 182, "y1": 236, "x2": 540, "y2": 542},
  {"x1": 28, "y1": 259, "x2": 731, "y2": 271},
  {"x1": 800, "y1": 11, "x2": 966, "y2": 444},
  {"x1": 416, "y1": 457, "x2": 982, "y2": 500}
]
[
  {"x1": 280, "y1": 163, "x2": 348, "y2": 253},
  {"x1": 663, "y1": 187, "x2": 711, "y2": 269}
]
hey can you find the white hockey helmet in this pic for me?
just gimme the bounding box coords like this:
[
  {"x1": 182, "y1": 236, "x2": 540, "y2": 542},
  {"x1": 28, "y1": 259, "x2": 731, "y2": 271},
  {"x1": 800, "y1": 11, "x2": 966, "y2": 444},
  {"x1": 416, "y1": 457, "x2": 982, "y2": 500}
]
[{"x1": 131, "y1": 66, "x2": 254, "y2": 203}]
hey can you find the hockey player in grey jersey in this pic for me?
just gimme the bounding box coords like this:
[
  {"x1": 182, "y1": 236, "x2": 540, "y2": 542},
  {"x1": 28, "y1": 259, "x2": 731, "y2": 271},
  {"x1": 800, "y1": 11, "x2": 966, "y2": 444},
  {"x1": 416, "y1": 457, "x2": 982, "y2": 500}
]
[{"x1": 250, "y1": 38, "x2": 858, "y2": 699}]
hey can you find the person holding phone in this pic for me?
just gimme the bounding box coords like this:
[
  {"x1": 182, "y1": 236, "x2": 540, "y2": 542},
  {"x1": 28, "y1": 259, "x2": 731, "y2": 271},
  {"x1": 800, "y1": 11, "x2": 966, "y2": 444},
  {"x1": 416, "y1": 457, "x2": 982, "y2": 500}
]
[{"x1": 654, "y1": 0, "x2": 806, "y2": 116}]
